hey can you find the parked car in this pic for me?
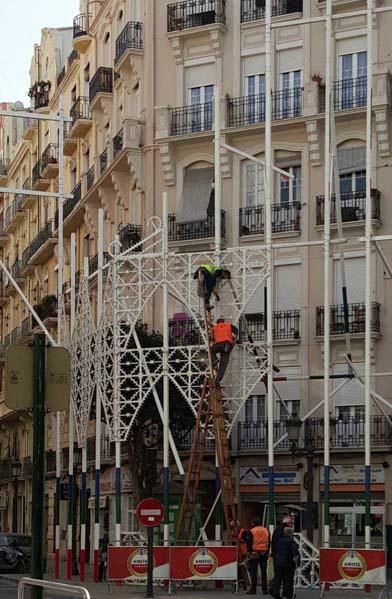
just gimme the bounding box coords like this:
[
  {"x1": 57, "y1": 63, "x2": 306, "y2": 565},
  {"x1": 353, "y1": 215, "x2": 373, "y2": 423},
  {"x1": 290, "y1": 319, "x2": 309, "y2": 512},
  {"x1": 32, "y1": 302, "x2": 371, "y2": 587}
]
[{"x1": 0, "y1": 533, "x2": 31, "y2": 572}]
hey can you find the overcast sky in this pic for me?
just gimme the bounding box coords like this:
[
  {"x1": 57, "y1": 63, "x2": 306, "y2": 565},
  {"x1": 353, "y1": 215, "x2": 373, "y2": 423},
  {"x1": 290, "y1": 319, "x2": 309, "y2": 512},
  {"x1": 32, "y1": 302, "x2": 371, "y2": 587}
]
[{"x1": 0, "y1": 0, "x2": 80, "y2": 105}]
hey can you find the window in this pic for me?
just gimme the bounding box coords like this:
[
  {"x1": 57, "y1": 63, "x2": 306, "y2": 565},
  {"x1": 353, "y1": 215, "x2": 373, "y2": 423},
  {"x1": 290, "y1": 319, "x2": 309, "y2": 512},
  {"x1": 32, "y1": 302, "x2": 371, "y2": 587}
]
[
  {"x1": 333, "y1": 363, "x2": 365, "y2": 411},
  {"x1": 244, "y1": 395, "x2": 265, "y2": 421},
  {"x1": 333, "y1": 256, "x2": 365, "y2": 304},
  {"x1": 279, "y1": 166, "x2": 301, "y2": 207},
  {"x1": 280, "y1": 70, "x2": 302, "y2": 117},
  {"x1": 275, "y1": 264, "x2": 301, "y2": 311},
  {"x1": 340, "y1": 170, "x2": 366, "y2": 195},
  {"x1": 188, "y1": 85, "x2": 214, "y2": 132},
  {"x1": 244, "y1": 162, "x2": 265, "y2": 207},
  {"x1": 338, "y1": 52, "x2": 367, "y2": 109},
  {"x1": 245, "y1": 74, "x2": 265, "y2": 123}
]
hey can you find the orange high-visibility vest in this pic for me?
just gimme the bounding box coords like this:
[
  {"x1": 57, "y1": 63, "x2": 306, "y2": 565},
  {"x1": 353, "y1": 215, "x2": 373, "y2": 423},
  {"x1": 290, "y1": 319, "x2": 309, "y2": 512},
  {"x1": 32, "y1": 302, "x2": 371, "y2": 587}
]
[
  {"x1": 251, "y1": 526, "x2": 269, "y2": 552},
  {"x1": 213, "y1": 322, "x2": 233, "y2": 344}
]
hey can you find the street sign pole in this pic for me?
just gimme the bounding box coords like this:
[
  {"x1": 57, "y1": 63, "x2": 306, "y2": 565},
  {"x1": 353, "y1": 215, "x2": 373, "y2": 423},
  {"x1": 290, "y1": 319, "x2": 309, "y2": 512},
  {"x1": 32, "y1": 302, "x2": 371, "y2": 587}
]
[
  {"x1": 31, "y1": 333, "x2": 47, "y2": 599},
  {"x1": 146, "y1": 526, "x2": 154, "y2": 599},
  {"x1": 136, "y1": 498, "x2": 164, "y2": 599}
]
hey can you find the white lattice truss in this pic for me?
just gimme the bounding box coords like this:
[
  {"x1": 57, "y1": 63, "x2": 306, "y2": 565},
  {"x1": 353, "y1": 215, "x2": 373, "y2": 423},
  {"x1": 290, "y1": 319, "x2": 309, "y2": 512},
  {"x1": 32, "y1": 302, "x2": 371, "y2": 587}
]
[
  {"x1": 57, "y1": 296, "x2": 70, "y2": 436},
  {"x1": 71, "y1": 275, "x2": 97, "y2": 447},
  {"x1": 96, "y1": 223, "x2": 271, "y2": 441},
  {"x1": 294, "y1": 533, "x2": 320, "y2": 589}
]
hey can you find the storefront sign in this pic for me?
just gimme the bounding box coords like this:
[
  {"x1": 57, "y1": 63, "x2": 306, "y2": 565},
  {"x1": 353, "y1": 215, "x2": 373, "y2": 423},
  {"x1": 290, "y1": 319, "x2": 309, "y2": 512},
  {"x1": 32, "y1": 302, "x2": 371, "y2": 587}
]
[
  {"x1": 240, "y1": 466, "x2": 300, "y2": 486},
  {"x1": 321, "y1": 465, "x2": 384, "y2": 485},
  {"x1": 320, "y1": 548, "x2": 386, "y2": 585},
  {"x1": 0, "y1": 492, "x2": 7, "y2": 510},
  {"x1": 170, "y1": 546, "x2": 237, "y2": 581},
  {"x1": 108, "y1": 546, "x2": 169, "y2": 580}
]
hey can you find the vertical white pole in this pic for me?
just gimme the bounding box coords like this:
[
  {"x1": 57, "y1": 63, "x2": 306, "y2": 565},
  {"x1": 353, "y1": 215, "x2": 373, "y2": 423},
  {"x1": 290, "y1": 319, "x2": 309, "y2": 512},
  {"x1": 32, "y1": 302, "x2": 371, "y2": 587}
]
[
  {"x1": 55, "y1": 95, "x2": 65, "y2": 578},
  {"x1": 79, "y1": 257, "x2": 89, "y2": 581},
  {"x1": 113, "y1": 236, "x2": 121, "y2": 547},
  {"x1": 364, "y1": 0, "x2": 374, "y2": 548},
  {"x1": 162, "y1": 193, "x2": 170, "y2": 545},
  {"x1": 67, "y1": 233, "x2": 76, "y2": 578},
  {"x1": 323, "y1": 0, "x2": 333, "y2": 549},
  {"x1": 214, "y1": 87, "x2": 222, "y2": 260},
  {"x1": 93, "y1": 208, "x2": 104, "y2": 580},
  {"x1": 265, "y1": 0, "x2": 275, "y2": 535}
]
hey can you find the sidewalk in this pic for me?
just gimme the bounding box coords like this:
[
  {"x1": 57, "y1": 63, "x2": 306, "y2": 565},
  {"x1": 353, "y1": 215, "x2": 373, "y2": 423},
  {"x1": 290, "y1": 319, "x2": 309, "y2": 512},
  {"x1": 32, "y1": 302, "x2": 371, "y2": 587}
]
[{"x1": 0, "y1": 573, "x2": 389, "y2": 599}]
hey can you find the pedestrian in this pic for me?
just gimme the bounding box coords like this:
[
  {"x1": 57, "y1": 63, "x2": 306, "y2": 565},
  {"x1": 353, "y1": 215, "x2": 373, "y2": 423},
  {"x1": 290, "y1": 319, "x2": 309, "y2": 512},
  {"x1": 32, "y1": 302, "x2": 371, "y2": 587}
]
[
  {"x1": 98, "y1": 534, "x2": 109, "y2": 582},
  {"x1": 193, "y1": 264, "x2": 230, "y2": 308},
  {"x1": 211, "y1": 318, "x2": 238, "y2": 387},
  {"x1": 246, "y1": 516, "x2": 270, "y2": 595},
  {"x1": 270, "y1": 514, "x2": 293, "y2": 596},
  {"x1": 230, "y1": 519, "x2": 250, "y2": 590},
  {"x1": 272, "y1": 527, "x2": 299, "y2": 599}
]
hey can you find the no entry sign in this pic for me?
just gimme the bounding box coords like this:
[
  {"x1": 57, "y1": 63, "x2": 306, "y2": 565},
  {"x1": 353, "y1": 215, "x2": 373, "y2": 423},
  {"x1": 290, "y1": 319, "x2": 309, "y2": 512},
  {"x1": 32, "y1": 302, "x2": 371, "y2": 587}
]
[{"x1": 137, "y1": 498, "x2": 164, "y2": 527}]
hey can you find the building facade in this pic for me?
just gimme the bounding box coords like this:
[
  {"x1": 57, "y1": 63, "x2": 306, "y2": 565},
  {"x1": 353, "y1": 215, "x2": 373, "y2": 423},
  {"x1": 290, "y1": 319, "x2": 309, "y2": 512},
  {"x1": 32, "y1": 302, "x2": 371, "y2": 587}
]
[{"x1": 0, "y1": 0, "x2": 391, "y2": 565}]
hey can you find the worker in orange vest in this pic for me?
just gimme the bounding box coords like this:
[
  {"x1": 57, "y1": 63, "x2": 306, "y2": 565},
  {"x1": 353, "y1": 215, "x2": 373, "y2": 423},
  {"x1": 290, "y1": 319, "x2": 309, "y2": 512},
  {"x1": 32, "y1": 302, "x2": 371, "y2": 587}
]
[
  {"x1": 230, "y1": 519, "x2": 250, "y2": 590},
  {"x1": 211, "y1": 318, "x2": 238, "y2": 386},
  {"x1": 246, "y1": 516, "x2": 270, "y2": 595}
]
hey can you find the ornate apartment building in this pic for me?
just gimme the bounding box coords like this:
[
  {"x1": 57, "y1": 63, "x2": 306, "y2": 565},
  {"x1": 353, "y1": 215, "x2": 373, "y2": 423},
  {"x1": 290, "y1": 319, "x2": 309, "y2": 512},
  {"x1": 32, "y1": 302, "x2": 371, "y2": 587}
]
[{"x1": 0, "y1": 0, "x2": 391, "y2": 561}]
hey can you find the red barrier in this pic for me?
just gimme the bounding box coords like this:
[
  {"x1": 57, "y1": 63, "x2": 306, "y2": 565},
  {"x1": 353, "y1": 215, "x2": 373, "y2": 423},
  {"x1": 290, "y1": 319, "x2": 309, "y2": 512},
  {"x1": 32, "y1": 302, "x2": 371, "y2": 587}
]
[
  {"x1": 320, "y1": 548, "x2": 386, "y2": 587},
  {"x1": 108, "y1": 546, "x2": 169, "y2": 581}
]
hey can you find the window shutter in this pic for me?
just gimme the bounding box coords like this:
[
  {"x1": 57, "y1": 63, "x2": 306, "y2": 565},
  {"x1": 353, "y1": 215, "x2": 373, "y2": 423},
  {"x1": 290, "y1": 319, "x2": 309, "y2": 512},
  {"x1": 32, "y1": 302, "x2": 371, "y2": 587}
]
[
  {"x1": 176, "y1": 167, "x2": 214, "y2": 223},
  {"x1": 275, "y1": 264, "x2": 301, "y2": 310},
  {"x1": 333, "y1": 363, "x2": 365, "y2": 407},
  {"x1": 334, "y1": 257, "x2": 365, "y2": 304},
  {"x1": 337, "y1": 147, "x2": 366, "y2": 174}
]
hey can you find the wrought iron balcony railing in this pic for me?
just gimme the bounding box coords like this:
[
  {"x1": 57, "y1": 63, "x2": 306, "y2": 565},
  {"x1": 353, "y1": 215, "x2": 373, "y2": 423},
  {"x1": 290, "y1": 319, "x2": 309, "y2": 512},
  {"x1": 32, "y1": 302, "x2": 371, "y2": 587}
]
[
  {"x1": 118, "y1": 223, "x2": 142, "y2": 251},
  {"x1": 87, "y1": 165, "x2": 95, "y2": 191},
  {"x1": 33, "y1": 90, "x2": 50, "y2": 110},
  {"x1": 0, "y1": 460, "x2": 12, "y2": 480},
  {"x1": 88, "y1": 251, "x2": 110, "y2": 274},
  {"x1": 57, "y1": 66, "x2": 66, "y2": 88},
  {"x1": 316, "y1": 302, "x2": 381, "y2": 336},
  {"x1": 100, "y1": 148, "x2": 108, "y2": 175},
  {"x1": 41, "y1": 143, "x2": 58, "y2": 171},
  {"x1": 0, "y1": 158, "x2": 9, "y2": 176},
  {"x1": 10, "y1": 326, "x2": 21, "y2": 344},
  {"x1": 5, "y1": 194, "x2": 24, "y2": 228},
  {"x1": 113, "y1": 128, "x2": 123, "y2": 158},
  {"x1": 32, "y1": 160, "x2": 43, "y2": 186},
  {"x1": 168, "y1": 210, "x2": 225, "y2": 242},
  {"x1": 167, "y1": 0, "x2": 226, "y2": 32},
  {"x1": 115, "y1": 22, "x2": 143, "y2": 63},
  {"x1": 239, "y1": 202, "x2": 301, "y2": 236},
  {"x1": 30, "y1": 220, "x2": 55, "y2": 259},
  {"x1": 89, "y1": 67, "x2": 113, "y2": 102},
  {"x1": 70, "y1": 96, "x2": 90, "y2": 124},
  {"x1": 241, "y1": 0, "x2": 303, "y2": 22},
  {"x1": 320, "y1": 77, "x2": 367, "y2": 112},
  {"x1": 239, "y1": 310, "x2": 301, "y2": 342},
  {"x1": 22, "y1": 245, "x2": 33, "y2": 270},
  {"x1": 316, "y1": 189, "x2": 380, "y2": 225},
  {"x1": 73, "y1": 13, "x2": 89, "y2": 38},
  {"x1": 68, "y1": 49, "x2": 79, "y2": 68},
  {"x1": 55, "y1": 182, "x2": 82, "y2": 229},
  {"x1": 170, "y1": 102, "x2": 213, "y2": 135},
  {"x1": 238, "y1": 416, "x2": 392, "y2": 450},
  {"x1": 21, "y1": 316, "x2": 33, "y2": 339},
  {"x1": 227, "y1": 88, "x2": 303, "y2": 127},
  {"x1": 169, "y1": 316, "x2": 203, "y2": 346}
]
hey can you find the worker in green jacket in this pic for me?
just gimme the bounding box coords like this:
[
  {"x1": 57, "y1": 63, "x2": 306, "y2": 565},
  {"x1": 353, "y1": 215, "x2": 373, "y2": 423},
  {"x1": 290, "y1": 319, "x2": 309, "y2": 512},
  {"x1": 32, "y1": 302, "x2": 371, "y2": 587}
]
[{"x1": 193, "y1": 264, "x2": 230, "y2": 308}]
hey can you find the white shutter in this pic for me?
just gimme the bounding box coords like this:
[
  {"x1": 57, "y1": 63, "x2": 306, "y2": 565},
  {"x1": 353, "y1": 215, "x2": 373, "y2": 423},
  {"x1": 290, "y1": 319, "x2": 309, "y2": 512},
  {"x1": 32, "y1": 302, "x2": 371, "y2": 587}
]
[
  {"x1": 185, "y1": 63, "x2": 215, "y2": 89},
  {"x1": 333, "y1": 363, "x2": 365, "y2": 407},
  {"x1": 337, "y1": 37, "x2": 366, "y2": 56},
  {"x1": 334, "y1": 257, "x2": 365, "y2": 304},
  {"x1": 275, "y1": 367, "x2": 302, "y2": 417},
  {"x1": 278, "y1": 48, "x2": 303, "y2": 73},
  {"x1": 275, "y1": 264, "x2": 301, "y2": 310},
  {"x1": 243, "y1": 54, "x2": 265, "y2": 78},
  {"x1": 245, "y1": 280, "x2": 265, "y2": 314}
]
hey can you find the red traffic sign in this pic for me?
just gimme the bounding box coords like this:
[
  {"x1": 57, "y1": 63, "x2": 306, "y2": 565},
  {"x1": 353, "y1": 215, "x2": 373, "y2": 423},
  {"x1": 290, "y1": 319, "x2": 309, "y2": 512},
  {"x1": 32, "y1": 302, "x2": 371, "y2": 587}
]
[{"x1": 136, "y1": 498, "x2": 164, "y2": 527}]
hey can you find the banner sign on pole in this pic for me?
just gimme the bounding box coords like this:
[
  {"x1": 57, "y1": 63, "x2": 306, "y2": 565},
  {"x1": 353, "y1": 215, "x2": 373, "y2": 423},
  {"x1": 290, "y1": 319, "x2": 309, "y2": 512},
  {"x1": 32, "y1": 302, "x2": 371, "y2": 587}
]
[
  {"x1": 320, "y1": 548, "x2": 386, "y2": 586},
  {"x1": 108, "y1": 546, "x2": 169, "y2": 581},
  {"x1": 170, "y1": 546, "x2": 237, "y2": 581}
]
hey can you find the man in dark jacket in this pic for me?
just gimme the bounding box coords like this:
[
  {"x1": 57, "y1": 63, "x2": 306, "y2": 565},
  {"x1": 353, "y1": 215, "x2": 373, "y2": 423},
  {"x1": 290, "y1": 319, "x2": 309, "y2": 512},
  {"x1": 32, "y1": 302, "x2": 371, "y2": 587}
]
[
  {"x1": 270, "y1": 515, "x2": 293, "y2": 595},
  {"x1": 272, "y1": 528, "x2": 299, "y2": 599}
]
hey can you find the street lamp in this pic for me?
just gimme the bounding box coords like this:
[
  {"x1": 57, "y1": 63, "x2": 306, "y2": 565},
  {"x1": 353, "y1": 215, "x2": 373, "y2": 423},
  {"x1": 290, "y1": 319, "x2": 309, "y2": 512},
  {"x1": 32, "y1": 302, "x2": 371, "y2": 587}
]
[{"x1": 11, "y1": 459, "x2": 22, "y2": 533}]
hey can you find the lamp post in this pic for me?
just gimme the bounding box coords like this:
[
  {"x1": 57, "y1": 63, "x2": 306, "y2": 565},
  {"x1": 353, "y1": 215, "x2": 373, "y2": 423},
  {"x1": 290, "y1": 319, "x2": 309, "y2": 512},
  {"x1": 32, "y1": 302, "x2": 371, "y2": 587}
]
[{"x1": 11, "y1": 459, "x2": 22, "y2": 533}]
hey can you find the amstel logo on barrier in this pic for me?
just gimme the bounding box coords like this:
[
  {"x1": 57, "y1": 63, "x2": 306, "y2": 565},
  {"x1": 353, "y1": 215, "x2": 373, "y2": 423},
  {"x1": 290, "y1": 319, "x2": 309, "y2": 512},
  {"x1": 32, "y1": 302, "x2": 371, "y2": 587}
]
[
  {"x1": 338, "y1": 551, "x2": 367, "y2": 581},
  {"x1": 127, "y1": 548, "x2": 155, "y2": 577},
  {"x1": 189, "y1": 547, "x2": 218, "y2": 577}
]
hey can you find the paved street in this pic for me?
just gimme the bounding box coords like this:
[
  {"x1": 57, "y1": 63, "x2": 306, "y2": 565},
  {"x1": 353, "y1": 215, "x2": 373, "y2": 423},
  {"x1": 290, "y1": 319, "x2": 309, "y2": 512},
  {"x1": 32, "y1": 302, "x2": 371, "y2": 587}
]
[{"x1": 1, "y1": 576, "x2": 389, "y2": 599}]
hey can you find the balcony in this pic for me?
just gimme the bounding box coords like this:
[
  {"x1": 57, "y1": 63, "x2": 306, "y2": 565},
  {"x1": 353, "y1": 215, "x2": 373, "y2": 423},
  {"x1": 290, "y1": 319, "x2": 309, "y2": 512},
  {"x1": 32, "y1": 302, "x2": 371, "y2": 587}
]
[
  {"x1": 320, "y1": 77, "x2": 367, "y2": 112},
  {"x1": 169, "y1": 315, "x2": 203, "y2": 346},
  {"x1": 5, "y1": 262, "x2": 23, "y2": 296},
  {"x1": 100, "y1": 148, "x2": 108, "y2": 175},
  {"x1": 41, "y1": 144, "x2": 59, "y2": 179},
  {"x1": 32, "y1": 160, "x2": 50, "y2": 191},
  {"x1": 170, "y1": 102, "x2": 213, "y2": 136},
  {"x1": 316, "y1": 189, "x2": 381, "y2": 227},
  {"x1": 54, "y1": 181, "x2": 82, "y2": 230},
  {"x1": 167, "y1": 0, "x2": 226, "y2": 32},
  {"x1": 168, "y1": 210, "x2": 225, "y2": 243},
  {"x1": 227, "y1": 88, "x2": 303, "y2": 127},
  {"x1": 241, "y1": 0, "x2": 303, "y2": 22},
  {"x1": 115, "y1": 22, "x2": 143, "y2": 69},
  {"x1": 4, "y1": 195, "x2": 26, "y2": 233},
  {"x1": 29, "y1": 219, "x2": 57, "y2": 266},
  {"x1": 113, "y1": 128, "x2": 123, "y2": 159},
  {"x1": 0, "y1": 460, "x2": 12, "y2": 480},
  {"x1": 238, "y1": 416, "x2": 392, "y2": 451},
  {"x1": 0, "y1": 217, "x2": 9, "y2": 246},
  {"x1": 57, "y1": 66, "x2": 66, "y2": 88},
  {"x1": 89, "y1": 67, "x2": 113, "y2": 110},
  {"x1": 0, "y1": 275, "x2": 7, "y2": 305},
  {"x1": 118, "y1": 223, "x2": 142, "y2": 252},
  {"x1": 22, "y1": 117, "x2": 38, "y2": 142},
  {"x1": 21, "y1": 177, "x2": 35, "y2": 210},
  {"x1": 70, "y1": 96, "x2": 92, "y2": 138},
  {"x1": 68, "y1": 49, "x2": 79, "y2": 68},
  {"x1": 86, "y1": 165, "x2": 95, "y2": 191},
  {"x1": 22, "y1": 457, "x2": 33, "y2": 477},
  {"x1": 21, "y1": 244, "x2": 35, "y2": 276},
  {"x1": 239, "y1": 203, "x2": 301, "y2": 237},
  {"x1": 21, "y1": 316, "x2": 33, "y2": 341},
  {"x1": 0, "y1": 158, "x2": 9, "y2": 185},
  {"x1": 29, "y1": 82, "x2": 50, "y2": 111},
  {"x1": 88, "y1": 251, "x2": 110, "y2": 276},
  {"x1": 72, "y1": 14, "x2": 92, "y2": 53},
  {"x1": 63, "y1": 122, "x2": 77, "y2": 156},
  {"x1": 316, "y1": 302, "x2": 381, "y2": 337},
  {"x1": 239, "y1": 310, "x2": 301, "y2": 342}
]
